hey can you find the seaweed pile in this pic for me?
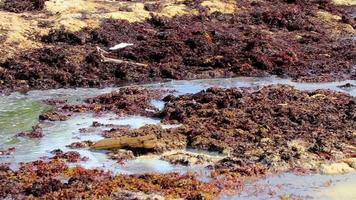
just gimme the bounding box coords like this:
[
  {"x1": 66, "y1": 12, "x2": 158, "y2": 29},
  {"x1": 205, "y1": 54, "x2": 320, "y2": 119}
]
[
  {"x1": 65, "y1": 84, "x2": 355, "y2": 173},
  {"x1": 42, "y1": 85, "x2": 356, "y2": 171},
  {"x1": 0, "y1": 160, "x2": 220, "y2": 199},
  {"x1": 0, "y1": 0, "x2": 355, "y2": 92},
  {"x1": 2, "y1": 0, "x2": 47, "y2": 13},
  {"x1": 55, "y1": 87, "x2": 165, "y2": 117},
  {"x1": 158, "y1": 85, "x2": 356, "y2": 171}
]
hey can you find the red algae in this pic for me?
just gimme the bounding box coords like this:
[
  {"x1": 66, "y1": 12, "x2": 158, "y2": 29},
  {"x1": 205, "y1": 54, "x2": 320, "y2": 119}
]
[
  {"x1": 50, "y1": 149, "x2": 84, "y2": 163},
  {"x1": 0, "y1": 159, "x2": 221, "y2": 199},
  {"x1": 39, "y1": 111, "x2": 69, "y2": 121},
  {"x1": 158, "y1": 85, "x2": 356, "y2": 170},
  {"x1": 2, "y1": 0, "x2": 48, "y2": 13},
  {"x1": 0, "y1": 147, "x2": 16, "y2": 156},
  {"x1": 16, "y1": 124, "x2": 44, "y2": 138},
  {"x1": 61, "y1": 87, "x2": 164, "y2": 117}
]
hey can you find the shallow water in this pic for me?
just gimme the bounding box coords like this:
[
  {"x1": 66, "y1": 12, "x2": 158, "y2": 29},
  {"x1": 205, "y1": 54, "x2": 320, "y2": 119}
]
[
  {"x1": 0, "y1": 76, "x2": 355, "y2": 199},
  {"x1": 1, "y1": 112, "x2": 167, "y2": 169},
  {"x1": 221, "y1": 172, "x2": 356, "y2": 200},
  {"x1": 147, "y1": 76, "x2": 356, "y2": 96}
]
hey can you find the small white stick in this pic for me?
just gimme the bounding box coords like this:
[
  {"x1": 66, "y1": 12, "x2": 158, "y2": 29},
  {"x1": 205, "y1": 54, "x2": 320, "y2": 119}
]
[
  {"x1": 109, "y1": 43, "x2": 134, "y2": 51},
  {"x1": 96, "y1": 47, "x2": 147, "y2": 67}
]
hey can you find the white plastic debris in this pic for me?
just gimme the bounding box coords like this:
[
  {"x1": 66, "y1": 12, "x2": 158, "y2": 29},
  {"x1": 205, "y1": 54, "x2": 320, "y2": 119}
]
[{"x1": 109, "y1": 43, "x2": 134, "y2": 50}]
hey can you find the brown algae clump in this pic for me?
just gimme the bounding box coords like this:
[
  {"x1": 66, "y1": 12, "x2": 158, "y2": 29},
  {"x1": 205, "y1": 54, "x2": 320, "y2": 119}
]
[{"x1": 158, "y1": 85, "x2": 356, "y2": 171}]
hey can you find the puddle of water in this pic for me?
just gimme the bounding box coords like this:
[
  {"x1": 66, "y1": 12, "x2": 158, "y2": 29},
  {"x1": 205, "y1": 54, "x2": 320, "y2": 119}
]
[
  {"x1": 0, "y1": 113, "x2": 161, "y2": 168},
  {"x1": 150, "y1": 77, "x2": 355, "y2": 97},
  {"x1": 221, "y1": 172, "x2": 356, "y2": 200},
  {"x1": 113, "y1": 155, "x2": 209, "y2": 175},
  {"x1": 150, "y1": 99, "x2": 165, "y2": 110}
]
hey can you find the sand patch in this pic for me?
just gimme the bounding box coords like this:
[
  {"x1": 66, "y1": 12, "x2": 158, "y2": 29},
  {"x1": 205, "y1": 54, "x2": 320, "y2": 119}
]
[
  {"x1": 201, "y1": 0, "x2": 237, "y2": 14},
  {"x1": 159, "y1": 4, "x2": 193, "y2": 17},
  {"x1": 102, "y1": 2, "x2": 150, "y2": 22},
  {"x1": 45, "y1": 0, "x2": 98, "y2": 14},
  {"x1": 317, "y1": 11, "x2": 355, "y2": 35},
  {"x1": 0, "y1": 12, "x2": 42, "y2": 61},
  {"x1": 332, "y1": 0, "x2": 356, "y2": 5}
]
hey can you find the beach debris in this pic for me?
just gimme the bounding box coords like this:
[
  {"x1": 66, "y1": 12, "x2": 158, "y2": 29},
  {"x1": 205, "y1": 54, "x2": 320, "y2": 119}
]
[
  {"x1": 109, "y1": 43, "x2": 134, "y2": 50},
  {"x1": 97, "y1": 47, "x2": 148, "y2": 67}
]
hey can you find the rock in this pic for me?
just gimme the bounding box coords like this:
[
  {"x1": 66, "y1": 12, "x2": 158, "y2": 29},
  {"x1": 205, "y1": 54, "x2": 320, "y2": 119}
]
[
  {"x1": 337, "y1": 83, "x2": 355, "y2": 89},
  {"x1": 107, "y1": 149, "x2": 135, "y2": 163},
  {"x1": 66, "y1": 141, "x2": 94, "y2": 149},
  {"x1": 159, "y1": 86, "x2": 356, "y2": 172},
  {"x1": 161, "y1": 150, "x2": 223, "y2": 166},
  {"x1": 343, "y1": 158, "x2": 356, "y2": 169},
  {"x1": 319, "y1": 162, "x2": 355, "y2": 175},
  {"x1": 92, "y1": 134, "x2": 158, "y2": 151},
  {"x1": 102, "y1": 125, "x2": 187, "y2": 152},
  {"x1": 110, "y1": 190, "x2": 164, "y2": 200}
]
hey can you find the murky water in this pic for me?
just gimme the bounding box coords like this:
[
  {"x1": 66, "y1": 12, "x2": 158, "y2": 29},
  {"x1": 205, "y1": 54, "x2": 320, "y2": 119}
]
[
  {"x1": 221, "y1": 172, "x2": 356, "y2": 200},
  {"x1": 0, "y1": 76, "x2": 355, "y2": 199}
]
